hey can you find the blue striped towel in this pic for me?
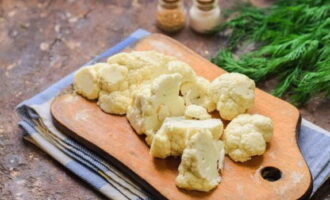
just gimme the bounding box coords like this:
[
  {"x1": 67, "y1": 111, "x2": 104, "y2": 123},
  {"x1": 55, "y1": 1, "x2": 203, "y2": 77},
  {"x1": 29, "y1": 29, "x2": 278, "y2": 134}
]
[{"x1": 16, "y1": 29, "x2": 330, "y2": 199}]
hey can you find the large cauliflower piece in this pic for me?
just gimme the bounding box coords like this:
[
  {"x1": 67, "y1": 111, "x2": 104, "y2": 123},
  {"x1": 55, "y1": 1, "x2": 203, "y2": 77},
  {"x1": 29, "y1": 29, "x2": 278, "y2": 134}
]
[
  {"x1": 74, "y1": 51, "x2": 216, "y2": 116},
  {"x1": 90, "y1": 51, "x2": 182, "y2": 115},
  {"x1": 97, "y1": 51, "x2": 174, "y2": 114},
  {"x1": 181, "y1": 77, "x2": 216, "y2": 112},
  {"x1": 127, "y1": 73, "x2": 185, "y2": 145},
  {"x1": 150, "y1": 117, "x2": 223, "y2": 158},
  {"x1": 210, "y1": 73, "x2": 255, "y2": 120},
  {"x1": 176, "y1": 131, "x2": 225, "y2": 192},
  {"x1": 223, "y1": 114, "x2": 273, "y2": 162}
]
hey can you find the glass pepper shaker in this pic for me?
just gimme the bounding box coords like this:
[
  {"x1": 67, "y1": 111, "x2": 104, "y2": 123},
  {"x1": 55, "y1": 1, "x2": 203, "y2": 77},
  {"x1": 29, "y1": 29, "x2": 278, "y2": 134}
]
[
  {"x1": 156, "y1": 0, "x2": 186, "y2": 33},
  {"x1": 189, "y1": 0, "x2": 222, "y2": 33}
]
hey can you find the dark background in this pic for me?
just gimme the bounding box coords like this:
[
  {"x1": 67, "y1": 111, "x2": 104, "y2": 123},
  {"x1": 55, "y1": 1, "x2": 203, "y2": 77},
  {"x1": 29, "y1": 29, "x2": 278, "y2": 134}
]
[{"x1": 0, "y1": 0, "x2": 329, "y2": 199}]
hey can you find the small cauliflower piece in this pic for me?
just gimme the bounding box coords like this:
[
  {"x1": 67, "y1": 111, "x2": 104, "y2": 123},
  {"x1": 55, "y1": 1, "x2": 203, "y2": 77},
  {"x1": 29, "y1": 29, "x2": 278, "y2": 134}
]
[
  {"x1": 127, "y1": 73, "x2": 185, "y2": 145},
  {"x1": 73, "y1": 65, "x2": 102, "y2": 100},
  {"x1": 150, "y1": 117, "x2": 223, "y2": 158},
  {"x1": 97, "y1": 90, "x2": 131, "y2": 115},
  {"x1": 210, "y1": 73, "x2": 256, "y2": 120},
  {"x1": 176, "y1": 131, "x2": 225, "y2": 192},
  {"x1": 98, "y1": 64, "x2": 129, "y2": 92},
  {"x1": 184, "y1": 105, "x2": 211, "y2": 120},
  {"x1": 223, "y1": 114, "x2": 273, "y2": 162},
  {"x1": 181, "y1": 76, "x2": 216, "y2": 112}
]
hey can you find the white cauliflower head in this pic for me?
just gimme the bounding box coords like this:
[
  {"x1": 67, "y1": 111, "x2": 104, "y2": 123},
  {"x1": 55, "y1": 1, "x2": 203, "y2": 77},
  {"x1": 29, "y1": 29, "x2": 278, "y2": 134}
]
[
  {"x1": 181, "y1": 76, "x2": 216, "y2": 112},
  {"x1": 210, "y1": 73, "x2": 255, "y2": 120},
  {"x1": 223, "y1": 114, "x2": 273, "y2": 162},
  {"x1": 127, "y1": 73, "x2": 185, "y2": 145}
]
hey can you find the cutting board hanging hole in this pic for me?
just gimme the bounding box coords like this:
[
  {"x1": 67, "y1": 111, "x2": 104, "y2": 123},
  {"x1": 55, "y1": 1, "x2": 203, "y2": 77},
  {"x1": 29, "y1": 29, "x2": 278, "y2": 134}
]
[{"x1": 261, "y1": 166, "x2": 282, "y2": 182}]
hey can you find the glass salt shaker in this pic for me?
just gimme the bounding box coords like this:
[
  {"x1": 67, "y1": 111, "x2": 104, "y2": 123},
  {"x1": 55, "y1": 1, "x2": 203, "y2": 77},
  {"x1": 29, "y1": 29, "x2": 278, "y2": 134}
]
[
  {"x1": 156, "y1": 0, "x2": 186, "y2": 33},
  {"x1": 189, "y1": 0, "x2": 222, "y2": 33}
]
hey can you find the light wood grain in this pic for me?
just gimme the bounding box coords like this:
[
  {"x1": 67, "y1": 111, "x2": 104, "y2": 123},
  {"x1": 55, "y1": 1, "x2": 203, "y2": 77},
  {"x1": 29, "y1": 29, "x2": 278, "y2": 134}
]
[{"x1": 51, "y1": 34, "x2": 312, "y2": 200}]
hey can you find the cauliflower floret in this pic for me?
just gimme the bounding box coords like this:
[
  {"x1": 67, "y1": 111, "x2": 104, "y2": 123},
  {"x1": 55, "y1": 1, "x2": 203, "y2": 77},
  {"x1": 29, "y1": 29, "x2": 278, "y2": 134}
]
[
  {"x1": 184, "y1": 105, "x2": 211, "y2": 120},
  {"x1": 75, "y1": 51, "x2": 204, "y2": 116},
  {"x1": 150, "y1": 117, "x2": 223, "y2": 158},
  {"x1": 176, "y1": 131, "x2": 225, "y2": 192},
  {"x1": 107, "y1": 51, "x2": 173, "y2": 82},
  {"x1": 128, "y1": 81, "x2": 151, "y2": 98},
  {"x1": 97, "y1": 90, "x2": 131, "y2": 115},
  {"x1": 210, "y1": 73, "x2": 256, "y2": 120},
  {"x1": 96, "y1": 51, "x2": 178, "y2": 115},
  {"x1": 108, "y1": 51, "x2": 174, "y2": 71},
  {"x1": 166, "y1": 60, "x2": 196, "y2": 83},
  {"x1": 134, "y1": 51, "x2": 175, "y2": 71},
  {"x1": 127, "y1": 51, "x2": 175, "y2": 83},
  {"x1": 98, "y1": 63, "x2": 129, "y2": 92},
  {"x1": 181, "y1": 76, "x2": 216, "y2": 112},
  {"x1": 223, "y1": 114, "x2": 273, "y2": 162},
  {"x1": 107, "y1": 52, "x2": 147, "y2": 70},
  {"x1": 127, "y1": 73, "x2": 185, "y2": 145},
  {"x1": 92, "y1": 62, "x2": 110, "y2": 72},
  {"x1": 73, "y1": 64, "x2": 104, "y2": 100}
]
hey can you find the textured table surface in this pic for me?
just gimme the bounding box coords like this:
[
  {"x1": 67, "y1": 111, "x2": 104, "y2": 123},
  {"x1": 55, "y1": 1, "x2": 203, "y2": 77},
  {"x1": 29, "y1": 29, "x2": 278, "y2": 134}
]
[{"x1": 0, "y1": 0, "x2": 329, "y2": 199}]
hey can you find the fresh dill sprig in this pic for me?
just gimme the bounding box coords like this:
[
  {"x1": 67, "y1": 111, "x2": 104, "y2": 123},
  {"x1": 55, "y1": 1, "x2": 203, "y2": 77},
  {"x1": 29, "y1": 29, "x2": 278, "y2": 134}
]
[{"x1": 211, "y1": 0, "x2": 330, "y2": 106}]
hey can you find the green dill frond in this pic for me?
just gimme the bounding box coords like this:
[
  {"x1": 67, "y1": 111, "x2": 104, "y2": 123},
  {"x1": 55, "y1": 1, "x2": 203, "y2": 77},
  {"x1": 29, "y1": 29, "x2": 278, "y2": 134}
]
[
  {"x1": 272, "y1": 67, "x2": 301, "y2": 97},
  {"x1": 211, "y1": 0, "x2": 330, "y2": 106}
]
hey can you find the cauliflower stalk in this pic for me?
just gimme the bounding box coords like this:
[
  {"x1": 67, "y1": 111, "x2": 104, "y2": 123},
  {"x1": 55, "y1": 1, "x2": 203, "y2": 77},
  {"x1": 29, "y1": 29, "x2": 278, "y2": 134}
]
[
  {"x1": 181, "y1": 76, "x2": 216, "y2": 112},
  {"x1": 176, "y1": 131, "x2": 225, "y2": 192},
  {"x1": 150, "y1": 116, "x2": 223, "y2": 158},
  {"x1": 127, "y1": 73, "x2": 185, "y2": 145},
  {"x1": 223, "y1": 114, "x2": 273, "y2": 162},
  {"x1": 166, "y1": 60, "x2": 215, "y2": 112}
]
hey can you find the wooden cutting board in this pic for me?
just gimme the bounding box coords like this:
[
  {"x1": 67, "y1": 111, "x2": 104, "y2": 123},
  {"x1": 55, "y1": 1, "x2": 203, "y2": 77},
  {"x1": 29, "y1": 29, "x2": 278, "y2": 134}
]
[{"x1": 51, "y1": 34, "x2": 312, "y2": 200}]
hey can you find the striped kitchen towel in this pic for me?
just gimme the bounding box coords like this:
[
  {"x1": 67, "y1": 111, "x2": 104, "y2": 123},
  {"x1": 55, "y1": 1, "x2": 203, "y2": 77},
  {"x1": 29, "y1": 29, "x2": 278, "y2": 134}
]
[{"x1": 16, "y1": 29, "x2": 330, "y2": 199}]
